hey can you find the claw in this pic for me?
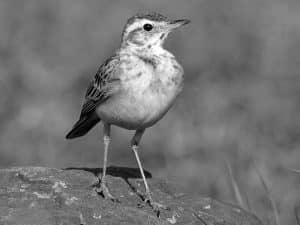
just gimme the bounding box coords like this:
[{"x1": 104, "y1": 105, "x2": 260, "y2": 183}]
[
  {"x1": 94, "y1": 180, "x2": 120, "y2": 202},
  {"x1": 143, "y1": 192, "x2": 169, "y2": 215}
]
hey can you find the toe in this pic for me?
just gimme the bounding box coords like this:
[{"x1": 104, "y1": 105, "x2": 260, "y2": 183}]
[
  {"x1": 151, "y1": 201, "x2": 169, "y2": 210},
  {"x1": 94, "y1": 183, "x2": 120, "y2": 202},
  {"x1": 144, "y1": 194, "x2": 169, "y2": 211}
]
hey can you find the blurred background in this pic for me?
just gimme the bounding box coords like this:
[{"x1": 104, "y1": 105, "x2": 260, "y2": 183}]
[{"x1": 1, "y1": 0, "x2": 300, "y2": 224}]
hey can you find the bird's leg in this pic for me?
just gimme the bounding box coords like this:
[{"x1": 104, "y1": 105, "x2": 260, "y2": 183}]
[
  {"x1": 95, "y1": 123, "x2": 118, "y2": 201},
  {"x1": 131, "y1": 129, "x2": 168, "y2": 212}
]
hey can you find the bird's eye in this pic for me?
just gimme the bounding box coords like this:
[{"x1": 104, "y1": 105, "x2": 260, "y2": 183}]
[{"x1": 143, "y1": 23, "x2": 153, "y2": 31}]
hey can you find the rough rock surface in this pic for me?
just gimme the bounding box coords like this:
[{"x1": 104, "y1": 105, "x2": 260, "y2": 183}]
[{"x1": 0, "y1": 167, "x2": 263, "y2": 225}]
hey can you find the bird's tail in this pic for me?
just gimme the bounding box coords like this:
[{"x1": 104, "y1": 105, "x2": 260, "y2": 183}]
[{"x1": 66, "y1": 113, "x2": 100, "y2": 139}]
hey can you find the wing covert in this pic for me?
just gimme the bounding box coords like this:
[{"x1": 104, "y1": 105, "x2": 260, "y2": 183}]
[{"x1": 79, "y1": 55, "x2": 121, "y2": 118}]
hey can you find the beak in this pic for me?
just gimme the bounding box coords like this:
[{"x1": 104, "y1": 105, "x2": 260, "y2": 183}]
[{"x1": 168, "y1": 19, "x2": 190, "y2": 30}]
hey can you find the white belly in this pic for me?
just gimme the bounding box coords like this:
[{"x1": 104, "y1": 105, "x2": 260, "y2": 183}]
[{"x1": 97, "y1": 79, "x2": 181, "y2": 130}]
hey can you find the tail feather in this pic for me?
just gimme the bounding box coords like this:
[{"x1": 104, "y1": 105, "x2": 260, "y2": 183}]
[{"x1": 66, "y1": 113, "x2": 100, "y2": 139}]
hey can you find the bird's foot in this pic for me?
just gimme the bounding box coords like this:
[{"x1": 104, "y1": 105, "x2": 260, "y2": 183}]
[
  {"x1": 139, "y1": 191, "x2": 169, "y2": 216},
  {"x1": 94, "y1": 179, "x2": 119, "y2": 202}
]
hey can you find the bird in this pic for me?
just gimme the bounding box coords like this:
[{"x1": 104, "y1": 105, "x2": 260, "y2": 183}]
[{"x1": 66, "y1": 12, "x2": 190, "y2": 211}]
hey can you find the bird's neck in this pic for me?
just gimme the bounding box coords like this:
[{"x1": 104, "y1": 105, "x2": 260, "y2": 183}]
[
  {"x1": 119, "y1": 43, "x2": 177, "y2": 72},
  {"x1": 119, "y1": 42, "x2": 171, "y2": 59}
]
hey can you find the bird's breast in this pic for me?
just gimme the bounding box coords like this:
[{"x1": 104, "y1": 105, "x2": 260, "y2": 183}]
[{"x1": 97, "y1": 53, "x2": 184, "y2": 129}]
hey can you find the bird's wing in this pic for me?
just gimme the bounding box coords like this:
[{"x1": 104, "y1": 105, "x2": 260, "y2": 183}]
[{"x1": 79, "y1": 55, "x2": 121, "y2": 118}]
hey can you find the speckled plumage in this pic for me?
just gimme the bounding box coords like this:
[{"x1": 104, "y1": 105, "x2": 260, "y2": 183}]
[{"x1": 95, "y1": 48, "x2": 184, "y2": 130}]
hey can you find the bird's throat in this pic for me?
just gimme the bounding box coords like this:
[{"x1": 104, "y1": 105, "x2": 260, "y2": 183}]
[{"x1": 121, "y1": 44, "x2": 165, "y2": 69}]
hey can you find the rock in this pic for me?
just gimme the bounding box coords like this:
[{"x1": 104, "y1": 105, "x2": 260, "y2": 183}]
[{"x1": 0, "y1": 167, "x2": 263, "y2": 225}]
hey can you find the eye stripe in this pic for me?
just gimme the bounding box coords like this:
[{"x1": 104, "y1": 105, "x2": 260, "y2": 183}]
[
  {"x1": 126, "y1": 13, "x2": 169, "y2": 26},
  {"x1": 122, "y1": 19, "x2": 151, "y2": 38},
  {"x1": 131, "y1": 27, "x2": 143, "y2": 33}
]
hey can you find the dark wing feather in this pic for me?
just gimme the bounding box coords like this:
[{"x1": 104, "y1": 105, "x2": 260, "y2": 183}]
[{"x1": 79, "y1": 55, "x2": 121, "y2": 118}]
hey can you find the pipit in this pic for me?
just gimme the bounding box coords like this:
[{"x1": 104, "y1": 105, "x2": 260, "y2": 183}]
[{"x1": 66, "y1": 12, "x2": 190, "y2": 211}]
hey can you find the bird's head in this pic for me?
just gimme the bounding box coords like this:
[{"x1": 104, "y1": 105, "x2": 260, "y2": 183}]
[{"x1": 121, "y1": 12, "x2": 190, "y2": 49}]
